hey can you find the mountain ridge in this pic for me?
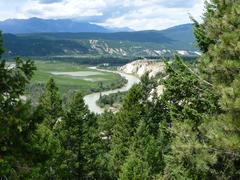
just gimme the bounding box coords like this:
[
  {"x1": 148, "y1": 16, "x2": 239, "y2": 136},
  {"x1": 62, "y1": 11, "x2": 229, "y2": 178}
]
[
  {"x1": 0, "y1": 17, "x2": 192, "y2": 34},
  {"x1": 0, "y1": 17, "x2": 112, "y2": 33},
  {"x1": 2, "y1": 22, "x2": 198, "y2": 58}
]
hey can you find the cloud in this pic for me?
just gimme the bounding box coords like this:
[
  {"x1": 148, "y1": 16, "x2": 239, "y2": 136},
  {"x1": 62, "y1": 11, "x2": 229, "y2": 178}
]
[
  {"x1": 19, "y1": 0, "x2": 106, "y2": 19},
  {"x1": 37, "y1": 0, "x2": 63, "y2": 4},
  {"x1": 97, "y1": 0, "x2": 205, "y2": 30},
  {"x1": 159, "y1": 0, "x2": 199, "y2": 8},
  {"x1": 3, "y1": 0, "x2": 205, "y2": 30}
]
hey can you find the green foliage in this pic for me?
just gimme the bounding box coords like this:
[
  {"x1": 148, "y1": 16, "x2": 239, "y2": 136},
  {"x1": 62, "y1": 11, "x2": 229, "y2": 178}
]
[
  {"x1": 39, "y1": 78, "x2": 62, "y2": 129},
  {"x1": 191, "y1": 16, "x2": 214, "y2": 53},
  {"x1": 163, "y1": 56, "x2": 218, "y2": 124},
  {"x1": 54, "y1": 92, "x2": 101, "y2": 179},
  {"x1": 26, "y1": 124, "x2": 62, "y2": 179},
  {"x1": 162, "y1": 1, "x2": 240, "y2": 179},
  {"x1": 0, "y1": 59, "x2": 35, "y2": 111},
  {"x1": 193, "y1": 0, "x2": 240, "y2": 178},
  {"x1": 97, "y1": 91, "x2": 127, "y2": 108},
  {"x1": 108, "y1": 84, "x2": 144, "y2": 177},
  {"x1": 117, "y1": 120, "x2": 160, "y2": 180},
  {"x1": 154, "y1": 56, "x2": 218, "y2": 179},
  {"x1": 197, "y1": 0, "x2": 240, "y2": 85},
  {"x1": 0, "y1": 31, "x2": 4, "y2": 57},
  {"x1": 109, "y1": 74, "x2": 165, "y2": 178},
  {"x1": 119, "y1": 152, "x2": 151, "y2": 180},
  {"x1": 0, "y1": 44, "x2": 44, "y2": 177}
]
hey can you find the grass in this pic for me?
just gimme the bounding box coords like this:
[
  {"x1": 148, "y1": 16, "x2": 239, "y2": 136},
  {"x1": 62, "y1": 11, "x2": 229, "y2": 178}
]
[{"x1": 27, "y1": 60, "x2": 125, "y2": 97}]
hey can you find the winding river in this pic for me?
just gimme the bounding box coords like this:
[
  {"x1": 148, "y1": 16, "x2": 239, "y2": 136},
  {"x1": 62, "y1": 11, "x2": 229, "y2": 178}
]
[{"x1": 83, "y1": 67, "x2": 140, "y2": 114}]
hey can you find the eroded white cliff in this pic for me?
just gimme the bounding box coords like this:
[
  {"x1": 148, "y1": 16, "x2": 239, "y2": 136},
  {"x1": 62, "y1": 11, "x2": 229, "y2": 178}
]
[{"x1": 120, "y1": 60, "x2": 165, "y2": 78}]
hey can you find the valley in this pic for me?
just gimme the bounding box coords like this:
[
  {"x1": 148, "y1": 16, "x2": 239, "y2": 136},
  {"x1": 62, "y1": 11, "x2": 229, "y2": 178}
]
[
  {"x1": 25, "y1": 60, "x2": 127, "y2": 105},
  {"x1": 1, "y1": 1, "x2": 239, "y2": 179},
  {"x1": 4, "y1": 22, "x2": 198, "y2": 111}
]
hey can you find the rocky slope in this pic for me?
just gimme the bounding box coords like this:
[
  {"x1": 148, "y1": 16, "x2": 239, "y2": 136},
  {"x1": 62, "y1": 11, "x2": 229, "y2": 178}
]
[
  {"x1": 119, "y1": 60, "x2": 165, "y2": 78},
  {"x1": 120, "y1": 60, "x2": 166, "y2": 97}
]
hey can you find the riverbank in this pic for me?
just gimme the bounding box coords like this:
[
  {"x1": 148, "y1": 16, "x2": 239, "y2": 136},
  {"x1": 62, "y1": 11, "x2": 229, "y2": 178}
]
[{"x1": 83, "y1": 67, "x2": 140, "y2": 114}]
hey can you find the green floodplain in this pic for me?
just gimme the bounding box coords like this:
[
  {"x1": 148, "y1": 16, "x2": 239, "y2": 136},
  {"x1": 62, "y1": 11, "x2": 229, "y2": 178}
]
[{"x1": 24, "y1": 60, "x2": 126, "y2": 103}]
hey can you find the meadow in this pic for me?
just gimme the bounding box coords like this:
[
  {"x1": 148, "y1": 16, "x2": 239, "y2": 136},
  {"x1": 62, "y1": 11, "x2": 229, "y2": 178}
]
[{"x1": 25, "y1": 60, "x2": 126, "y2": 104}]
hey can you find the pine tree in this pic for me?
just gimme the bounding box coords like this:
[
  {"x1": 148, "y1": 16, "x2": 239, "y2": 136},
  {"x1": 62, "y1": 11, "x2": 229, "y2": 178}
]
[
  {"x1": 109, "y1": 74, "x2": 166, "y2": 178},
  {"x1": 120, "y1": 120, "x2": 162, "y2": 179},
  {"x1": 164, "y1": 0, "x2": 240, "y2": 178},
  {"x1": 119, "y1": 151, "x2": 151, "y2": 180},
  {"x1": 0, "y1": 34, "x2": 45, "y2": 178},
  {"x1": 108, "y1": 84, "x2": 144, "y2": 177},
  {"x1": 55, "y1": 92, "x2": 99, "y2": 179},
  {"x1": 39, "y1": 78, "x2": 62, "y2": 129},
  {"x1": 196, "y1": 0, "x2": 240, "y2": 85},
  {"x1": 193, "y1": 0, "x2": 240, "y2": 178},
  {"x1": 161, "y1": 56, "x2": 218, "y2": 179},
  {"x1": 27, "y1": 124, "x2": 62, "y2": 179}
]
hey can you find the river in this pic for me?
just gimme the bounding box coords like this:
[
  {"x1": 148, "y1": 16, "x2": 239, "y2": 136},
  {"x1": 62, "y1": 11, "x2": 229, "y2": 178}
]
[{"x1": 83, "y1": 67, "x2": 140, "y2": 114}]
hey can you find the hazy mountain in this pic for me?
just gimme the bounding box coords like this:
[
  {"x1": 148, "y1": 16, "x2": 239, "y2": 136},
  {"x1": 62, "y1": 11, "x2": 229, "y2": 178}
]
[
  {"x1": 105, "y1": 26, "x2": 133, "y2": 32},
  {"x1": 160, "y1": 23, "x2": 195, "y2": 46},
  {"x1": 24, "y1": 30, "x2": 172, "y2": 44},
  {"x1": 0, "y1": 17, "x2": 111, "y2": 33}
]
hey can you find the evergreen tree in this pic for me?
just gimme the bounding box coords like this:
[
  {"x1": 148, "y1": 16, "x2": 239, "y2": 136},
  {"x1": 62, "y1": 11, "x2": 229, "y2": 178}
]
[
  {"x1": 109, "y1": 75, "x2": 164, "y2": 178},
  {"x1": 164, "y1": 0, "x2": 240, "y2": 178},
  {"x1": 27, "y1": 124, "x2": 62, "y2": 179},
  {"x1": 193, "y1": 0, "x2": 240, "y2": 178},
  {"x1": 161, "y1": 56, "x2": 218, "y2": 179},
  {"x1": 39, "y1": 78, "x2": 62, "y2": 129},
  {"x1": 55, "y1": 92, "x2": 99, "y2": 179},
  {"x1": 108, "y1": 84, "x2": 144, "y2": 177},
  {"x1": 196, "y1": 0, "x2": 240, "y2": 85},
  {"x1": 0, "y1": 34, "x2": 45, "y2": 178},
  {"x1": 119, "y1": 151, "x2": 151, "y2": 180},
  {"x1": 97, "y1": 111, "x2": 116, "y2": 149},
  {"x1": 96, "y1": 111, "x2": 116, "y2": 179},
  {"x1": 120, "y1": 120, "x2": 161, "y2": 179}
]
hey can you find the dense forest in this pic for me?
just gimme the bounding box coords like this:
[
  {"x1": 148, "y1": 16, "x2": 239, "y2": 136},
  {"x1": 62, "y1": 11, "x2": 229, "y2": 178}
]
[{"x1": 0, "y1": 0, "x2": 240, "y2": 179}]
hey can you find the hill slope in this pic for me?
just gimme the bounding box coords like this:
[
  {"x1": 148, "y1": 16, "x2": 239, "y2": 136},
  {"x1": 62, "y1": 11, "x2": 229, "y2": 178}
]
[{"x1": 2, "y1": 23, "x2": 198, "y2": 57}]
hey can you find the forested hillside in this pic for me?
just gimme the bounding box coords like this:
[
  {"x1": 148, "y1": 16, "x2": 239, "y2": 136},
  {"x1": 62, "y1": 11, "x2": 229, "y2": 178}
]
[
  {"x1": 2, "y1": 24, "x2": 197, "y2": 58},
  {"x1": 0, "y1": 0, "x2": 239, "y2": 179}
]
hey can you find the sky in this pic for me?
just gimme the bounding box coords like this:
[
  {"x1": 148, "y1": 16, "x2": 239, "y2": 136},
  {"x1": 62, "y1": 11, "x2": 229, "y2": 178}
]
[{"x1": 0, "y1": 0, "x2": 205, "y2": 30}]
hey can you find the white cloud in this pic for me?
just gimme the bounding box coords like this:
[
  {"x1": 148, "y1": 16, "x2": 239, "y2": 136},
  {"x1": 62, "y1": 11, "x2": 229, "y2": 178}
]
[
  {"x1": 19, "y1": 0, "x2": 107, "y2": 19},
  {"x1": 38, "y1": 0, "x2": 63, "y2": 4},
  {"x1": 1, "y1": 0, "x2": 205, "y2": 30},
  {"x1": 98, "y1": 0, "x2": 205, "y2": 30}
]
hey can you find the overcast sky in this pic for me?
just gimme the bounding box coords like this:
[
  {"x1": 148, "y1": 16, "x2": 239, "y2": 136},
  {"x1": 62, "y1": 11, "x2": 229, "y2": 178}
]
[{"x1": 0, "y1": 0, "x2": 205, "y2": 30}]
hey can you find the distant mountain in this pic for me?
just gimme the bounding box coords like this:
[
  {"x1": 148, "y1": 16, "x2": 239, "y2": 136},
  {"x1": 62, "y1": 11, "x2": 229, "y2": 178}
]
[
  {"x1": 160, "y1": 23, "x2": 195, "y2": 47},
  {"x1": 0, "y1": 17, "x2": 111, "y2": 34},
  {"x1": 23, "y1": 30, "x2": 172, "y2": 44},
  {"x1": 105, "y1": 26, "x2": 133, "y2": 32},
  {"x1": 2, "y1": 23, "x2": 198, "y2": 58}
]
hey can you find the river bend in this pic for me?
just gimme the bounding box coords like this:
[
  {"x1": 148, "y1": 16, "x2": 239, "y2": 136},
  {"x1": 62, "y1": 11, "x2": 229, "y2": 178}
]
[{"x1": 83, "y1": 67, "x2": 140, "y2": 114}]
